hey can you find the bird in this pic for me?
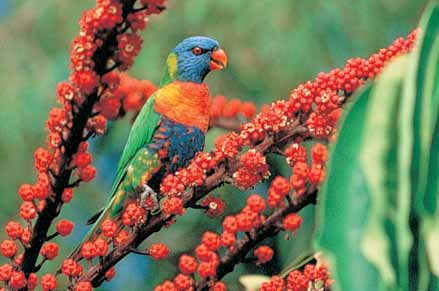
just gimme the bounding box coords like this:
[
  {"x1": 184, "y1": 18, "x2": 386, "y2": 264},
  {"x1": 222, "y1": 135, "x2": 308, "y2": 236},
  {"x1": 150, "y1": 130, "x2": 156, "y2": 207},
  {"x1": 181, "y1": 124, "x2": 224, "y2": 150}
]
[{"x1": 69, "y1": 36, "x2": 227, "y2": 260}]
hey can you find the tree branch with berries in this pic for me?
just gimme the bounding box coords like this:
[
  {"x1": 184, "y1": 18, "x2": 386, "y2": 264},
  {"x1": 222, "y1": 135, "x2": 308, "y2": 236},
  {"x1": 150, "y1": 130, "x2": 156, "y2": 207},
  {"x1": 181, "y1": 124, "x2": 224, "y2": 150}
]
[{"x1": 1, "y1": 0, "x2": 438, "y2": 291}]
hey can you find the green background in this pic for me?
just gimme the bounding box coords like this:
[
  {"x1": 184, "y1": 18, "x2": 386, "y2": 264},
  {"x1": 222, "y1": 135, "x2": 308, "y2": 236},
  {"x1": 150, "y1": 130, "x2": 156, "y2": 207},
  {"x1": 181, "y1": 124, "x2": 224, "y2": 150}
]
[{"x1": 0, "y1": 0, "x2": 429, "y2": 290}]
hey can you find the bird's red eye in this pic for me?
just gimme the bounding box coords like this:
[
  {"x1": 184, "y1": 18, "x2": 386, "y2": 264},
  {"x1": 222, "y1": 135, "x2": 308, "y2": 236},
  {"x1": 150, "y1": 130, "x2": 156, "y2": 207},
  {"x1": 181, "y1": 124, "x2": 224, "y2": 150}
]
[{"x1": 192, "y1": 47, "x2": 203, "y2": 55}]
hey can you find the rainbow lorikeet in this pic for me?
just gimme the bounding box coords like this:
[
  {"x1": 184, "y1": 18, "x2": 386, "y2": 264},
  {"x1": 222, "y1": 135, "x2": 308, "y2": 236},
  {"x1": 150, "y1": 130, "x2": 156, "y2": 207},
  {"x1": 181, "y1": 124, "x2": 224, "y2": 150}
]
[{"x1": 70, "y1": 36, "x2": 227, "y2": 260}]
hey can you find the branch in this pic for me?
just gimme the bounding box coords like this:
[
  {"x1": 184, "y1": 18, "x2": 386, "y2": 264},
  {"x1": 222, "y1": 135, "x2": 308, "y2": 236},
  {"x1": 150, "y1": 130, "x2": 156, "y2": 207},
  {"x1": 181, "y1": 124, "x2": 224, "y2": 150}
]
[
  {"x1": 78, "y1": 119, "x2": 308, "y2": 287},
  {"x1": 19, "y1": 0, "x2": 139, "y2": 280},
  {"x1": 195, "y1": 189, "x2": 318, "y2": 290}
]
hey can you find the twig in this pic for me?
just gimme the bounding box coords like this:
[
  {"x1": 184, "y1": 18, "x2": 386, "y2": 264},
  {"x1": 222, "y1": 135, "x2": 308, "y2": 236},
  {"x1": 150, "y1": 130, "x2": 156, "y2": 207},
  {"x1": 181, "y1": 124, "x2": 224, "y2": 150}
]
[
  {"x1": 18, "y1": 0, "x2": 140, "y2": 285},
  {"x1": 195, "y1": 189, "x2": 318, "y2": 290},
  {"x1": 77, "y1": 120, "x2": 311, "y2": 287}
]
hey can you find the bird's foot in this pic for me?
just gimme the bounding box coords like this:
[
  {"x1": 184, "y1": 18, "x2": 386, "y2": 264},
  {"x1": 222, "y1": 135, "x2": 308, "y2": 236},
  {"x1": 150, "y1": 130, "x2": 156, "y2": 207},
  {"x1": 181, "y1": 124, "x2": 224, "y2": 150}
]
[{"x1": 138, "y1": 184, "x2": 159, "y2": 213}]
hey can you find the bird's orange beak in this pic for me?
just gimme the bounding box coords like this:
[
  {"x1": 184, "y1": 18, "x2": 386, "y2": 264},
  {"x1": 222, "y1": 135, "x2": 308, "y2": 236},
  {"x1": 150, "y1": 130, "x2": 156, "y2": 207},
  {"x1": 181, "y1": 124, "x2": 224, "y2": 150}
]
[{"x1": 210, "y1": 49, "x2": 228, "y2": 70}]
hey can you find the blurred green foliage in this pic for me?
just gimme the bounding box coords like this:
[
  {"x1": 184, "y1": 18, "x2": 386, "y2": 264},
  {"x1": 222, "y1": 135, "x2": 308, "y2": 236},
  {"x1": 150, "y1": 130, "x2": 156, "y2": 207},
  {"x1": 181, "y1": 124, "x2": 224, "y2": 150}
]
[{"x1": 0, "y1": 0, "x2": 429, "y2": 290}]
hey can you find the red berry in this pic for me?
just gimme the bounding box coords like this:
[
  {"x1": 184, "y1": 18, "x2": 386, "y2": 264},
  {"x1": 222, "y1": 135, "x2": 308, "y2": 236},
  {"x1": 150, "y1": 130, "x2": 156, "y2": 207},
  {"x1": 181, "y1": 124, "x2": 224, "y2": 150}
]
[
  {"x1": 260, "y1": 275, "x2": 285, "y2": 291},
  {"x1": 94, "y1": 238, "x2": 109, "y2": 257},
  {"x1": 81, "y1": 242, "x2": 97, "y2": 259},
  {"x1": 74, "y1": 152, "x2": 93, "y2": 169},
  {"x1": 78, "y1": 165, "x2": 96, "y2": 182},
  {"x1": 148, "y1": 243, "x2": 169, "y2": 260},
  {"x1": 56, "y1": 219, "x2": 74, "y2": 236},
  {"x1": 101, "y1": 219, "x2": 117, "y2": 238},
  {"x1": 311, "y1": 143, "x2": 328, "y2": 164},
  {"x1": 240, "y1": 101, "x2": 256, "y2": 119},
  {"x1": 41, "y1": 242, "x2": 59, "y2": 260},
  {"x1": 153, "y1": 280, "x2": 177, "y2": 291},
  {"x1": 5, "y1": 221, "x2": 23, "y2": 240},
  {"x1": 34, "y1": 147, "x2": 52, "y2": 173},
  {"x1": 162, "y1": 197, "x2": 185, "y2": 216},
  {"x1": 62, "y1": 188, "x2": 74, "y2": 203},
  {"x1": 222, "y1": 98, "x2": 241, "y2": 118},
  {"x1": 173, "y1": 273, "x2": 193, "y2": 290},
  {"x1": 21, "y1": 228, "x2": 31, "y2": 245},
  {"x1": 197, "y1": 261, "x2": 216, "y2": 278},
  {"x1": 27, "y1": 273, "x2": 38, "y2": 290},
  {"x1": 213, "y1": 281, "x2": 227, "y2": 291},
  {"x1": 254, "y1": 245, "x2": 274, "y2": 264},
  {"x1": 201, "y1": 231, "x2": 221, "y2": 251},
  {"x1": 283, "y1": 213, "x2": 302, "y2": 234},
  {"x1": 220, "y1": 231, "x2": 236, "y2": 248},
  {"x1": 247, "y1": 194, "x2": 266, "y2": 213},
  {"x1": 114, "y1": 230, "x2": 129, "y2": 247},
  {"x1": 18, "y1": 184, "x2": 34, "y2": 201},
  {"x1": 195, "y1": 244, "x2": 214, "y2": 262},
  {"x1": 9, "y1": 271, "x2": 26, "y2": 289},
  {"x1": 1, "y1": 240, "x2": 18, "y2": 258},
  {"x1": 41, "y1": 273, "x2": 57, "y2": 291},
  {"x1": 0, "y1": 264, "x2": 13, "y2": 281},
  {"x1": 287, "y1": 270, "x2": 309, "y2": 291},
  {"x1": 74, "y1": 281, "x2": 93, "y2": 291},
  {"x1": 285, "y1": 143, "x2": 307, "y2": 166},
  {"x1": 61, "y1": 259, "x2": 83, "y2": 277},
  {"x1": 178, "y1": 255, "x2": 197, "y2": 275},
  {"x1": 222, "y1": 216, "x2": 238, "y2": 233},
  {"x1": 70, "y1": 70, "x2": 99, "y2": 94}
]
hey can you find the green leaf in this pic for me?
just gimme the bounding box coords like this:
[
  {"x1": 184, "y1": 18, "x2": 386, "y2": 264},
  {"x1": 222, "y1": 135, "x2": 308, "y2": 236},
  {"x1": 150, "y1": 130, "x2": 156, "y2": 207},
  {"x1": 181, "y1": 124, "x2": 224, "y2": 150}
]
[
  {"x1": 360, "y1": 57, "x2": 411, "y2": 289},
  {"x1": 409, "y1": 1, "x2": 439, "y2": 217},
  {"x1": 315, "y1": 83, "x2": 383, "y2": 291},
  {"x1": 315, "y1": 54, "x2": 415, "y2": 291},
  {"x1": 238, "y1": 275, "x2": 271, "y2": 291},
  {"x1": 402, "y1": 1, "x2": 439, "y2": 285},
  {"x1": 316, "y1": 2, "x2": 439, "y2": 291}
]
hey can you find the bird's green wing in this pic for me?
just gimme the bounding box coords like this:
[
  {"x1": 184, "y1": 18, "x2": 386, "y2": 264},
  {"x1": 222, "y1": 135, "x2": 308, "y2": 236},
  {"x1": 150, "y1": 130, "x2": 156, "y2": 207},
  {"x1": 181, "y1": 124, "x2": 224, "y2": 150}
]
[
  {"x1": 111, "y1": 92, "x2": 161, "y2": 197},
  {"x1": 86, "y1": 93, "x2": 161, "y2": 225}
]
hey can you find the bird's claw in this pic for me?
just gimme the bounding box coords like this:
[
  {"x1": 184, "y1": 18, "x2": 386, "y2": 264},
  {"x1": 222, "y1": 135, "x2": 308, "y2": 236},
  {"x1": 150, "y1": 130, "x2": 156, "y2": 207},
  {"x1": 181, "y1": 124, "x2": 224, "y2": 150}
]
[{"x1": 139, "y1": 184, "x2": 159, "y2": 212}]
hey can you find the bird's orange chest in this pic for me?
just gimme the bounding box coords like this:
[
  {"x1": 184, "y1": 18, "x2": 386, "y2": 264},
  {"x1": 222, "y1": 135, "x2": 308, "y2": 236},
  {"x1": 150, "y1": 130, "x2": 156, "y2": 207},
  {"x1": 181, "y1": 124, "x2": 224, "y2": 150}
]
[{"x1": 153, "y1": 81, "x2": 210, "y2": 132}]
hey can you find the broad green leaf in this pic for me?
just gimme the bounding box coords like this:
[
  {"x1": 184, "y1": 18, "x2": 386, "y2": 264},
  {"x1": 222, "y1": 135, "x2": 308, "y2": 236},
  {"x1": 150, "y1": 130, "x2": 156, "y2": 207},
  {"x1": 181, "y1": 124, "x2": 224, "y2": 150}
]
[
  {"x1": 315, "y1": 83, "x2": 383, "y2": 291},
  {"x1": 315, "y1": 56, "x2": 416, "y2": 291},
  {"x1": 424, "y1": 217, "x2": 439, "y2": 276},
  {"x1": 238, "y1": 275, "x2": 271, "y2": 291},
  {"x1": 316, "y1": 3, "x2": 439, "y2": 291},
  {"x1": 402, "y1": 1, "x2": 439, "y2": 285},
  {"x1": 409, "y1": 1, "x2": 439, "y2": 217},
  {"x1": 361, "y1": 57, "x2": 410, "y2": 289}
]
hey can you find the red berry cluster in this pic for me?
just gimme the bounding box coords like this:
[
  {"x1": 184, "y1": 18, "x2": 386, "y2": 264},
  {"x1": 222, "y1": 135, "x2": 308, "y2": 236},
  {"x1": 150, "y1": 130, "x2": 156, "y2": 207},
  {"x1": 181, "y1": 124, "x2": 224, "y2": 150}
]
[
  {"x1": 258, "y1": 263, "x2": 330, "y2": 291},
  {"x1": 148, "y1": 243, "x2": 170, "y2": 260},
  {"x1": 210, "y1": 95, "x2": 257, "y2": 120},
  {"x1": 157, "y1": 30, "x2": 420, "y2": 205},
  {"x1": 286, "y1": 142, "x2": 329, "y2": 195},
  {"x1": 150, "y1": 30, "x2": 418, "y2": 291},
  {"x1": 96, "y1": 72, "x2": 157, "y2": 120},
  {"x1": 1, "y1": 1, "x2": 167, "y2": 290},
  {"x1": 233, "y1": 149, "x2": 270, "y2": 190},
  {"x1": 153, "y1": 231, "x2": 228, "y2": 291},
  {"x1": 122, "y1": 203, "x2": 146, "y2": 226}
]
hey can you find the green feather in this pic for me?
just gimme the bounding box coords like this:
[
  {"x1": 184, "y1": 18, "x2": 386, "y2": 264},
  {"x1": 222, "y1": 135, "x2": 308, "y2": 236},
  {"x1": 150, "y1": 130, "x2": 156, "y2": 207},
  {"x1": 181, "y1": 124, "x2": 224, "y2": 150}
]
[
  {"x1": 111, "y1": 94, "x2": 161, "y2": 197},
  {"x1": 69, "y1": 94, "x2": 162, "y2": 260},
  {"x1": 160, "y1": 52, "x2": 178, "y2": 87}
]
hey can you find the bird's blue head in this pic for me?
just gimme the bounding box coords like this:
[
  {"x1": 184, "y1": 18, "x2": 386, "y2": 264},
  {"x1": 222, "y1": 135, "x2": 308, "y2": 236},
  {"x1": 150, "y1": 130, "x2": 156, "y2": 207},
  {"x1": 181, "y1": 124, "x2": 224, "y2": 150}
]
[{"x1": 161, "y1": 36, "x2": 228, "y2": 85}]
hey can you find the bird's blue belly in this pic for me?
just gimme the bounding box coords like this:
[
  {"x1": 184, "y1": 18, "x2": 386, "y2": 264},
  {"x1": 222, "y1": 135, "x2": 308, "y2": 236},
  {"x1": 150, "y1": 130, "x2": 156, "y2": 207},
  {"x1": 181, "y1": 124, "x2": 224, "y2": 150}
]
[{"x1": 147, "y1": 118, "x2": 205, "y2": 190}]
